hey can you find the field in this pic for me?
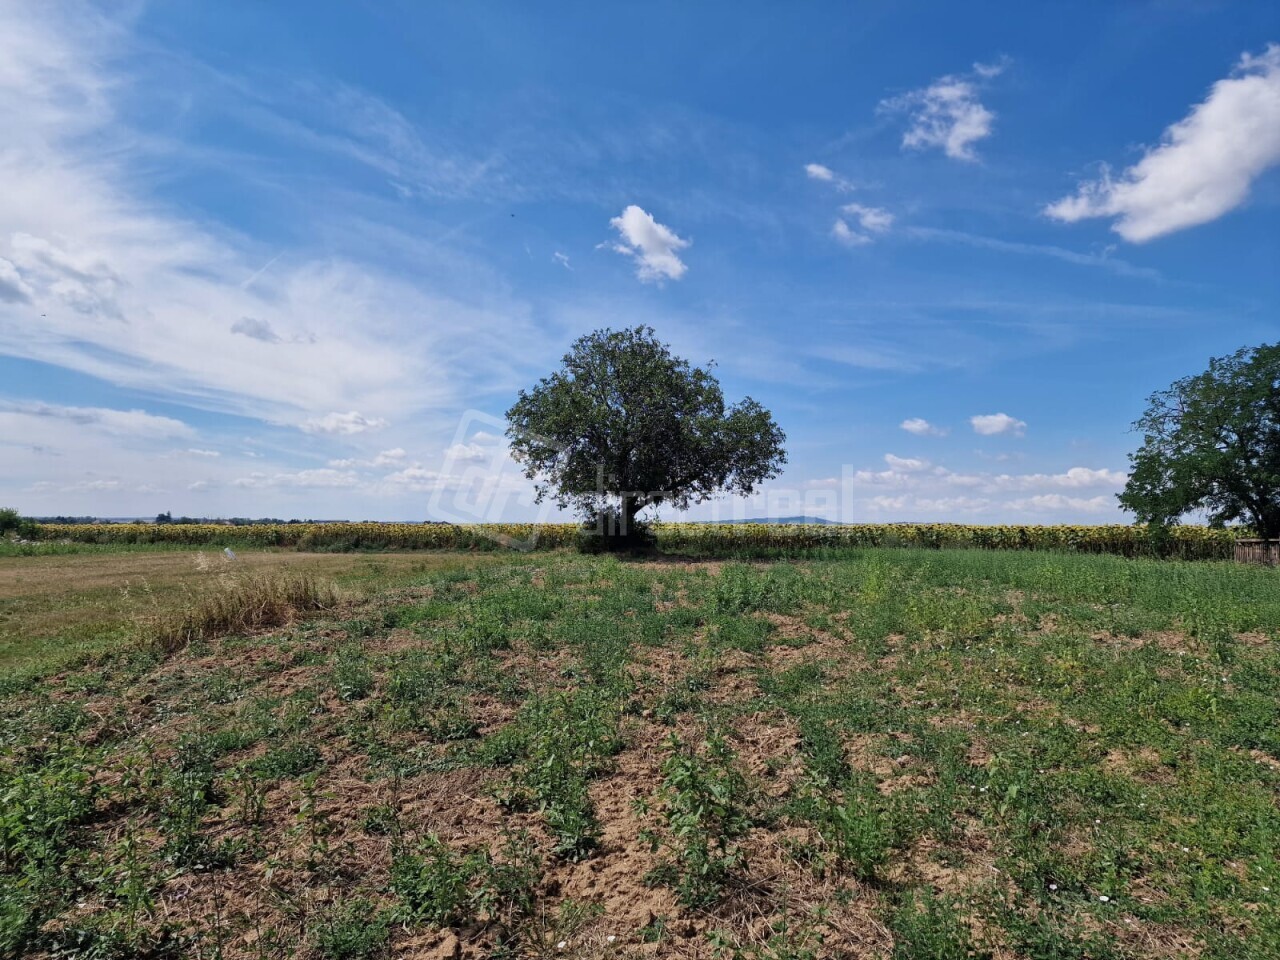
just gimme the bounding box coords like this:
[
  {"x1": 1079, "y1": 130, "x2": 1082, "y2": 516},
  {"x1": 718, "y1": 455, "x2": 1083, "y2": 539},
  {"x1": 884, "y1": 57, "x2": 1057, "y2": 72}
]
[
  {"x1": 2, "y1": 546, "x2": 1278, "y2": 959},
  {"x1": 22, "y1": 521, "x2": 1242, "y2": 561}
]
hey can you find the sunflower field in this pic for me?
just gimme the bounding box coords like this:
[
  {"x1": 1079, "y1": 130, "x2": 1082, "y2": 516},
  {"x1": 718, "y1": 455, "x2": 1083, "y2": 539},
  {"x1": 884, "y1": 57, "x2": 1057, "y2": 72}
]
[{"x1": 25, "y1": 521, "x2": 1240, "y2": 559}]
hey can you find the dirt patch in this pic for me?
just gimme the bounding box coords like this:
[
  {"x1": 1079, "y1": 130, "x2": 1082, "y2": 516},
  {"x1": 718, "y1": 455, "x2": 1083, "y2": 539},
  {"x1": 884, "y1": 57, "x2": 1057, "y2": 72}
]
[
  {"x1": 885, "y1": 819, "x2": 1002, "y2": 896},
  {"x1": 1102, "y1": 746, "x2": 1175, "y2": 784}
]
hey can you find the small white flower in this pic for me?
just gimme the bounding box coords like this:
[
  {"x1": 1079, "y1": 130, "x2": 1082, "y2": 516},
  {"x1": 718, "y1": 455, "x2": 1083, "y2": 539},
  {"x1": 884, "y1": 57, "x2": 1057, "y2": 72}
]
[
  {"x1": 1049, "y1": 883, "x2": 1058, "y2": 891},
  {"x1": 1099, "y1": 895, "x2": 1110, "y2": 903},
  {"x1": 1094, "y1": 819, "x2": 1101, "y2": 824},
  {"x1": 1181, "y1": 847, "x2": 1189, "y2": 852},
  {"x1": 557, "y1": 941, "x2": 567, "y2": 951},
  {"x1": 1263, "y1": 886, "x2": 1271, "y2": 892},
  {"x1": 606, "y1": 936, "x2": 617, "y2": 943}
]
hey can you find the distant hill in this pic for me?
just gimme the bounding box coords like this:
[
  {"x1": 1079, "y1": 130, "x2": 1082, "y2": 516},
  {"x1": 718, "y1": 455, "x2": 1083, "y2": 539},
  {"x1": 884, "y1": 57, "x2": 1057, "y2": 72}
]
[{"x1": 712, "y1": 516, "x2": 838, "y2": 525}]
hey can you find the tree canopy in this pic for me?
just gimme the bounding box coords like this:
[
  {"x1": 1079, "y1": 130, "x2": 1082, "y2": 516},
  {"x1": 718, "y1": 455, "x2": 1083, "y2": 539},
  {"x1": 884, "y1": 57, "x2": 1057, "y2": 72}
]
[
  {"x1": 1118, "y1": 343, "x2": 1280, "y2": 539},
  {"x1": 505, "y1": 327, "x2": 786, "y2": 538}
]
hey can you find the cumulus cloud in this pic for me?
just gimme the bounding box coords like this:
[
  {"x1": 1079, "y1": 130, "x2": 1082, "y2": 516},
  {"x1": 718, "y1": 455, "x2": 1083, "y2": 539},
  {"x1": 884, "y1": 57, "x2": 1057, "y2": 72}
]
[
  {"x1": 300, "y1": 411, "x2": 389, "y2": 435},
  {"x1": 1045, "y1": 45, "x2": 1280, "y2": 242},
  {"x1": 989, "y1": 467, "x2": 1126, "y2": 491},
  {"x1": 230, "y1": 316, "x2": 282, "y2": 343},
  {"x1": 970, "y1": 413, "x2": 1026, "y2": 437},
  {"x1": 607, "y1": 205, "x2": 690, "y2": 282},
  {"x1": 881, "y1": 60, "x2": 1005, "y2": 161},
  {"x1": 900, "y1": 417, "x2": 947, "y2": 437},
  {"x1": 884, "y1": 454, "x2": 929, "y2": 471},
  {"x1": 841, "y1": 454, "x2": 1127, "y2": 521},
  {"x1": 443, "y1": 442, "x2": 492, "y2": 464},
  {"x1": 0, "y1": 400, "x2": 193, "y2": 439}
]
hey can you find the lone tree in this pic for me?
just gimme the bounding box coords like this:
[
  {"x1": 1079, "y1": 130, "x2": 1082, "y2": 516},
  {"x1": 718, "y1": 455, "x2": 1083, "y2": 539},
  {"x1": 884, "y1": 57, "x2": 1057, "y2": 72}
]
[
  {"x1": 1119, "y1": 343, "x2": 1280, "y2": 540},
  {"x1": 506, "y1": 326, "x2": 786, "y2": 546}
]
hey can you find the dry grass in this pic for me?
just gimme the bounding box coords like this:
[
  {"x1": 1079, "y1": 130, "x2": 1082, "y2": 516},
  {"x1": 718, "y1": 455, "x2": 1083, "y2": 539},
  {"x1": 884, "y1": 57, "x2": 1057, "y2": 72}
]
[
  {"x1": 146, "y1": 571, "x2": 342, "y2": 655},
  {"x1": 0, "y1": 548, "x2": 505, "y2": 672}
]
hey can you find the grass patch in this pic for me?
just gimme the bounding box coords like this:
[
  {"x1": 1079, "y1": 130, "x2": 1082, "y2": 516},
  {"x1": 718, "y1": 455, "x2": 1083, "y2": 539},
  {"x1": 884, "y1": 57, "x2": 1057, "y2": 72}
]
[{"x1": 0, "y1": 547, "x2": 1276, "y2": 957}]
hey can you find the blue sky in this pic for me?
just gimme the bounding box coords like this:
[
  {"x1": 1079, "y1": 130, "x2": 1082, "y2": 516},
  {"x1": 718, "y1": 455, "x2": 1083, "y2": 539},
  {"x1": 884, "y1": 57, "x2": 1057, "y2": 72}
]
[{"x1": 1, "y1": 1, "x2": 1277, "y2": 522}]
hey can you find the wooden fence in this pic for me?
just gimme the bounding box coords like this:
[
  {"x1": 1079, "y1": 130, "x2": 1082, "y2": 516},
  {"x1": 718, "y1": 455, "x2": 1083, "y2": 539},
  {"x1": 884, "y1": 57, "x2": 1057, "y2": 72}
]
[{"x1": 1235, "y1": 539, "x2": 1278, "y2": 566}]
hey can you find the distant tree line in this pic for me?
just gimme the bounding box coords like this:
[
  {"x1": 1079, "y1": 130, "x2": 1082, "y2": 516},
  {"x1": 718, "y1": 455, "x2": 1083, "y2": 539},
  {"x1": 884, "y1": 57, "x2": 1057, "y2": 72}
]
[{"x1": 154, "y1": 513, "x2": 321, "y2": 525}]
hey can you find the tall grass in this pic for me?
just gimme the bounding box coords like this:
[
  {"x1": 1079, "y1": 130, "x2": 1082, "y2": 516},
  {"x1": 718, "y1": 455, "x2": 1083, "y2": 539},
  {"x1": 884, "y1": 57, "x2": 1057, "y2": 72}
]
[{"x1": 147, "y1": 572, "x2": 340, "y2": 655}]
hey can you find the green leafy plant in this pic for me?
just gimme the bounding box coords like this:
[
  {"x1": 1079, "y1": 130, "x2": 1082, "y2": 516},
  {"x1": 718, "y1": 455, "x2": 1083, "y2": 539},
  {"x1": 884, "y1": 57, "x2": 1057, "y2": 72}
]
[
  {"x1": 310, "y1": 897, "x2": 391, "y2": 959},
  {"x1": 641, "y1": 733, "x2": 752, "y2": 907},
  {"x1": 795, "y1": 774, "x2": 891, "y2": 880}
]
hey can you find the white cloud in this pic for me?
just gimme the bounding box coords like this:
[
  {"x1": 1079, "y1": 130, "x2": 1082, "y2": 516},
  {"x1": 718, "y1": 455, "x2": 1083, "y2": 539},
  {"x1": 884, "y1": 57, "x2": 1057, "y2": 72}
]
[
  {"x1": 1045, "y1": 45, "x2": 1280, "y2": 242},
  {"x1": 325, "y1": 447, "x2": 407, "y2": 470},
  {"x1": 970, "y1": 413, "x2": 1026, "y2": 437},
  {"x1": 839, "y1": 452, "x2": 1127, "y2": 522},
  {"x1": 884, "y1": 453, "x2": 929, "y2": 471},
  {"x1": 830, "y1": 203, "x2": 894, "y2": 247},
  {"x1": 553, "y1": 251, "x2": 571, "y2": 270},
  {"x1": 831, "y1": 219, "x2": 870, "y2": 246},
  {"x1": 900, "y1": 417, "x2": 947, "y2": 437},
  {"x1": 231, "y1": 469, "x2": 360, "y2": 489},
  {"x1": 300, "y1": 411, "x2": 389, "y2": 435},
  {"x1": 841, "y1": 202, "x2": 894, "y2": 232},
  {"x1": 0, "y1": 5, "x2": 551, "y2": 455},
  {"x1": 607, "y1": 205, "x2": 690, "y2": 282},
  {"x1": 443, "y1": 442, "x2": 491, "y2": 464},
  {"x1": 881, "y1": 61, "x2": 1004, "y2": 161},
  {"x1": 381, "y1": 465, "x2": 442, "y2": 491},
  {"x1": 0, "y1": 257, "x2": 34, "y2": 303},
  {"x1": 1009, "y1": 494, "x2": 1112, "y2": 513},
  {"x1": 187, "y1": 448, "x2": 220, "y2": 458},
  {"x1": 188, "y1": 480, "x2": 209, "y2": 491},
  {"x1": 990, "y1": 467, "x2": 1126, "y2": 491},
  {"x1": 805, "y1": 162, "x2": 859, "y2": 193},
  {"x1": 0, "y1": 400, "x2": 193, "y2": 439}
]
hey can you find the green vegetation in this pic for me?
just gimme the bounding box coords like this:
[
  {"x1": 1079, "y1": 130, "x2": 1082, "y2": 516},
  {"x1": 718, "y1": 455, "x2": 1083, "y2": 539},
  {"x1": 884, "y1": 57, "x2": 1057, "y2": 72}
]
[
  {"x1": 505, "y1": 326, "x2": 787, "y2": 547},
  {"x1": 1121, "y1": 341, "x2": 1280, "y2": 539},
  {"x1": 0, "y1": 546, "x2": 1276, "y2": 957},
  {"x1": 23, "y1": 519, "x2": 1242, "y2": 559}
]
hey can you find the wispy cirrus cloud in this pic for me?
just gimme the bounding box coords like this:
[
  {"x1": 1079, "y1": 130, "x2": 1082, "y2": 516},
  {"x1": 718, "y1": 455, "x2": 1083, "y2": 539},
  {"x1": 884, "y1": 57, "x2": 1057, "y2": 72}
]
[
  {"x1": 0, "y1": 400, "x2": 193, "y2": 439},
  {"x1": 904, "y1": 227, "x2": 1160, "y2": 280}
]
